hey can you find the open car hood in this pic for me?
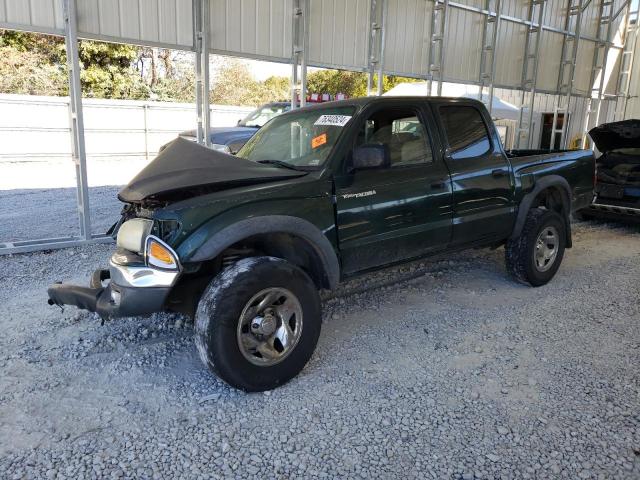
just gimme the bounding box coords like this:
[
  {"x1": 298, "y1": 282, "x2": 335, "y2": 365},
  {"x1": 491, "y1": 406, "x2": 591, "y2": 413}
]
[
  {"x1": 589, "y1": 119, "x2": 640, "y2": 152},
  {"x1": 118, "y1": 137, "x2": 305, "y2": 203}
]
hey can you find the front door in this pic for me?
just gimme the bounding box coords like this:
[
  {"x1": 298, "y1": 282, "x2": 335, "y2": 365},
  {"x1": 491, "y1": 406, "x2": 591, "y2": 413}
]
[
  {"x1": 436, "y1": 103, "x2": 515, "y2": 245},
  {"x1": 335, "y1": 104, "x2": 453, "y2": 274}
]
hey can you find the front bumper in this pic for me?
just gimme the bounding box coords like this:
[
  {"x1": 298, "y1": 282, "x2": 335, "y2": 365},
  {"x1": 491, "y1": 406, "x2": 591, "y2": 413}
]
[{"x1": 47, "y1": 256, "x2": 179, "y2": 319}]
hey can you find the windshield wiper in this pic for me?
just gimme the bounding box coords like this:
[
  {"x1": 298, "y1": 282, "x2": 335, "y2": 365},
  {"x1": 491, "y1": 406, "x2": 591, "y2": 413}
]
[{"x1": 257, "y1": 159, "x2": 306, "y2": 171}]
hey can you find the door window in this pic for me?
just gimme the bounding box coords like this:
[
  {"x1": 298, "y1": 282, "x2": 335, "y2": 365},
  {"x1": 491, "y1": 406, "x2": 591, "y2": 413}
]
[
  {"x1": 439, "y1": 106, "x2": 491, "y2": 160},
  {"x1": 356, "y1": 108, "x2": 433, "y2": 167}
]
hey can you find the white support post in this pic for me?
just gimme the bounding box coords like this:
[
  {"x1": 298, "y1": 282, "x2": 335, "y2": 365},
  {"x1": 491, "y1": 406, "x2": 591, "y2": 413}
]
[
  {"x1": 193, "y1": 0, "x2": 210, "y2": 146},
  {"x1": 202, "y1": 0, "x2": 211, "y2": 147},
  {"x1": 478, "y1": 0, "x2": 501, "y2": 114},
  {"x1": 193, "y1": 0, "x2": 204, "y2": 144},
  {"x1": 377, "y1": 0, "x2": 387, "y2": 95},
  {"x1": 428, "y1": 0, "x2": 449, "y2": 96},
  {"x1": 614, "y1": 1, "x2": 639, "y2": 120},
  {"x1": 581, "y1": 0, "x2": 615, "y2": 148},
  {"x1": 553, "y1": 0, "x2": 583, "y2": 149},
  {"x1": 62, "y1": 0, "x2": 91, "y2": 240},
  {"x1": 516, "y1": 0, "x2": 546, "y2": 149},
  {"x1": 291, "y1": 0, "x2": 308, "y2": 109},
  {"x1": 366, "y1": 0, "x2": 379, "y2": 95}
]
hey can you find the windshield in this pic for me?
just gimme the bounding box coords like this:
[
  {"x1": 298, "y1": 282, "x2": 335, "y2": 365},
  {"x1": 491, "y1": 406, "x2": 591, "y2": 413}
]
[
  {"x1": 236, "y1": 106, "x2": 356, "y2": 168},
  {"x1": 240, "y1": 104, "x2": 290, "y2": 128}
]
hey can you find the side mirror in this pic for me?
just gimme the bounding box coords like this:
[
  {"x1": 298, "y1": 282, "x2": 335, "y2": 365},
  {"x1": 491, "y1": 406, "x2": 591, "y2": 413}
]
[
  {"x1": 237, "y1": 119, "x2": 242, "y2": 125},
  {"x1": 352, "y1": 144, "x2": 390, "y2": 171}
]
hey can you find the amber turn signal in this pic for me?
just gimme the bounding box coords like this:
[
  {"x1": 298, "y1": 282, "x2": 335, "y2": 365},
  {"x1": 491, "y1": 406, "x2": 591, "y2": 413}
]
[{"x1": 146, "y1": 236, "x2": 179, "y2": 270}]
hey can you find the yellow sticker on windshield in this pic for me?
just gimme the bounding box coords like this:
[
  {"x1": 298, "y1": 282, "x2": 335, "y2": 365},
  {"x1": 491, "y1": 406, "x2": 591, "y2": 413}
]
[{"x1": 312, "y1": 133, "x2": 327, "y2": 149}]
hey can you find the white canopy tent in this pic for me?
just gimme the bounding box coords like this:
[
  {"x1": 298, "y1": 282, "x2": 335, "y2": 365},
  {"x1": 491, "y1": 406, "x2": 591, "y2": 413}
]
[{"x1": 383, "y1": 82, "x2": 522, "y2": 121}]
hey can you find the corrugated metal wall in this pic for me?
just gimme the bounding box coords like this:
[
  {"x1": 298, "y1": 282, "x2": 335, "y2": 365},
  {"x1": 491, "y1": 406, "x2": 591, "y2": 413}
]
[
  {"x1": 0, "y1": 0, "x2": 636, "y2": 106},
  {"x1": 209, "y1": 0, "x2": 292, "y2": 61},
  {"x1": 0, "y1": 0, "x2": 63, "y2": 33},
  {"x1": 624, "y1": 20, "x2": 640, "y2": 119}
]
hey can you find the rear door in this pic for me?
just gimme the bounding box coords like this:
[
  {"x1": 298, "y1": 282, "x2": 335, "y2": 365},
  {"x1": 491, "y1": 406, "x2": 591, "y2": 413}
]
[
  {"x1": 334, "y1": 102, "x2": 453, "y2": 274},
  {"x1": 435, "y1": 102, "x2": 515, "y2": 245}
]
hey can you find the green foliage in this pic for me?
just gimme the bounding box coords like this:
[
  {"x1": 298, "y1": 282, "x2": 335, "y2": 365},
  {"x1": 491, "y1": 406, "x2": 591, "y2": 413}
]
[
  {"x1": 210, "y1": 59, "x2": 289, "y2": 106},
  {"x1": 0, "y1": 31, "x2": 420, "y2": 104},
  {"x1": 0, "y1": 46, "x2": 66, "y2": 95},
  {"x1": 306, "y1": 68, "x2": 421, "y2": 97}
]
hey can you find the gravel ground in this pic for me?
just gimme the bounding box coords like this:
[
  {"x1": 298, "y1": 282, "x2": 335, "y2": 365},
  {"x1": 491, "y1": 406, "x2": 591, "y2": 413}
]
[
  {"x1": 0, "y1": 219, "x2": 639, "y2": 479},
  {"x1": 0, "y1": 186, "x2": 121, "y2": 243}
]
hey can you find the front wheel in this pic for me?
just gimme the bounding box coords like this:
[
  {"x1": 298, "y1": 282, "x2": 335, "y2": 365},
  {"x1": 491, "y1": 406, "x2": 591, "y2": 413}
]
[
  {"x1": 195, "y1": 256, "x2": 321, "y2": 392},
  {"x1": 505, "y1": 208, "x2": 566, "y2": 287}
]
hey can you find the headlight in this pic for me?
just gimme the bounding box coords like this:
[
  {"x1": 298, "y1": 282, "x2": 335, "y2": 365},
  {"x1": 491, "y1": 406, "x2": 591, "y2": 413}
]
[
  {"x1": 116, "y1": 218, "x2": 153, "y2": 254},
  {"x1": 211, "y1": 143, "x2": 231, "y2": 154},
  {"x1": 145, "y1": 235, "x2": 180, "y2": 271}
]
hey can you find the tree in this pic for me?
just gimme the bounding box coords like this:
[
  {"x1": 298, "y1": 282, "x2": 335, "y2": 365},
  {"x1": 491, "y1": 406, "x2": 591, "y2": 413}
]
[
  {"x1": 209, "y1": 59, "x2": 289, "y2": 106},
  {"x1": 306, "y1": 68, "x2": 421, "y2": 98}
]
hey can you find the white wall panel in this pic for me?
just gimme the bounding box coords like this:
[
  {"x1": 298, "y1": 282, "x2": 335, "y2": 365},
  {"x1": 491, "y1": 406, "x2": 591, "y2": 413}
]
[
  {"x1": 536, "y1": 31, "x2": 564, "y2": 91},
  {"x1": 442, "y1": 8, "x2": 483, "y2": 82},
  {"x1": 308, "y1": 0, "x2": 369, "y2": 69},
  {"x1": 76, "y1": 0, "x2": 193, "y2": 49},
  {"x1": 383, "y1": 0, "x2": 431, "y2": 77},
  {"x1": 494, "y1": 19, "x2": 526, "y2": 88},
  {"x1": 0, "y1": 0, "x2": 63, "y2": 33},
  {"x1": 209, "y1": 0, "x2": 293, "y2": 62}
]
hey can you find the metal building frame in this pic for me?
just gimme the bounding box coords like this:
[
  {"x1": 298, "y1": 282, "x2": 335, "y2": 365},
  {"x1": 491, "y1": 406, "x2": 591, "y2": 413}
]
[
  {"x1": 581, "y1": 0, "x2": 617, "y2": 148},
  {"x1": 427, "y1": 0, "x2": 449, "y2": 96},
  {"x1": 290, "y1": 0, "x2": 310, "y2": 109},
  {"x1": 0, "y1": 0, "x2": 638, "y2": 254},
  {"x1": 613, "y1": 0, "x2": 639, "y2": 121},
  {"x1": 552, "y1": 0, "x2": 585, "y2": 149},
  {"x1": 478, "y1": 0, "x2": 502, "y2": 115},
  {"x1": 515, "y1": 0, "x2": 546, "y2": 149}
]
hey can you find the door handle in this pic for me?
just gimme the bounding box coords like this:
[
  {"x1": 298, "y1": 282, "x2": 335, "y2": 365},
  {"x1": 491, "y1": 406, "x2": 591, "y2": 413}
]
[
  {"x1": 492, "y1": 169, "x2": 507, "y2": 178},
  {"x1": 430, "y1": 181, "x2": 447, "y2": 190}
]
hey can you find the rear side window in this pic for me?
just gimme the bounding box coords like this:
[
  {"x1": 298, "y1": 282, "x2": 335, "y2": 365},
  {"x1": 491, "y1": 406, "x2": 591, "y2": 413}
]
[{"x1": 439, "y1": 106, "x2": 491, "y2": 160}]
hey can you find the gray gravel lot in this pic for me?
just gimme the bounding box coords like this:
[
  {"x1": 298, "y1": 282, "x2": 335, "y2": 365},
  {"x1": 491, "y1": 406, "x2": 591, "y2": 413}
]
[
  {"x1": 0, "y1": 219, "x2": 639, "y2": 479},
  {"x1": 0, "y1": 186, "x2": 121, "y2": 243}
]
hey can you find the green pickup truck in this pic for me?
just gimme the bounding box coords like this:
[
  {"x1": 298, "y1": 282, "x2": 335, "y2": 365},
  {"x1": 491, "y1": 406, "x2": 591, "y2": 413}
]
[{"x1": 49, "y1": 96, "x2": 595, "y2": 391}]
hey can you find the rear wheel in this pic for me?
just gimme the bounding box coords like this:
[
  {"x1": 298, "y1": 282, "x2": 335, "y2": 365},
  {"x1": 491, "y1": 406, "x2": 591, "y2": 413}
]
[
  {"x1": 195, "y1": 256, "x2": 321, "y2": 392},
  {"x1": 505, "y1": 208, "x2": 566, "y2": 286}
]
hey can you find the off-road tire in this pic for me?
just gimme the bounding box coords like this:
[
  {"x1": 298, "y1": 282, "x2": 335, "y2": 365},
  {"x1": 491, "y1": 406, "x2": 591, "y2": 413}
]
[
  {"x1": 195, "y1": 256, "x2": 321, "y2": 392},
  {"x1": 505, "y1": 208, "x2": 566, "y2": 287}
]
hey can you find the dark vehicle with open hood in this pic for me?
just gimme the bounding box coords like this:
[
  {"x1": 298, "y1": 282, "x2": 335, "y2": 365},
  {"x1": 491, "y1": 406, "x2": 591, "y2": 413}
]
[
  {"x1": 576, "y1": 119, "x2": 640, "y2": 222},
  {"x1": 48, "y1": 96, "x2": 595, "y2": 391}
]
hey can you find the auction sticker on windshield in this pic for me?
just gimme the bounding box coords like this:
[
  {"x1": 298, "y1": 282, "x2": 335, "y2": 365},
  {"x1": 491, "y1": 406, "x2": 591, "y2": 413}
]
[{"x1": 314, "y1": 115, "x2": 352, "y2": 127}]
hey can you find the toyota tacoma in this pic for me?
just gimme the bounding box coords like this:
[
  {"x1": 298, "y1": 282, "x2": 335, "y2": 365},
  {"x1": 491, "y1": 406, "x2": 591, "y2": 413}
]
[{"x1": 48, "y1": 97, "x2": 595, "y2": 391}]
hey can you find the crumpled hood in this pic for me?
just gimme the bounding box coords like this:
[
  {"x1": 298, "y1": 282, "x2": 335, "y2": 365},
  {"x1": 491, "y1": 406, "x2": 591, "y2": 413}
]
[
  {"x1": 118, "y1": 137, "x2": 305, "y2": 203},
  {"x1": 589, "y1": 119, "x2": 640, "y2": 152}
]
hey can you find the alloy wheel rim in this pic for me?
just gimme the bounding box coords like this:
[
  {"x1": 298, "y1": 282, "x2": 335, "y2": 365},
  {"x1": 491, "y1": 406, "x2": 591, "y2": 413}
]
[
  {"x1": 236, "y1": 288, "x2": 303, "y2": 366},
  {"x1": 534, "y1": 225, "x2": 559, "y2": 272}
]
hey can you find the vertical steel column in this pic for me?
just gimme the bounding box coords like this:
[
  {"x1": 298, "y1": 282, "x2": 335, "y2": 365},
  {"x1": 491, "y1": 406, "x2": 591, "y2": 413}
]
[
  {"x1": 193, "y1": 0, "x2": 204, "y2": 144},
  {"x1": 62, "y1": 0, "x2": 91, "y2": 240},
  {"x1": 614, "y1": 1, "x2": 639, "y2": 120},
  {"x1": 428, "y1": 0, "x2": 449, "y2": 96},
  {"x1": 376, "y1": 0, "x2": 387, "y2": 95},
  {"x1": 516, "y1": 0, "x2": 546, "y2": 149},
  {"x1": 582, "y1": 0, "x2": 615, "y2": 148},
  {"x1": 291, "y1": 0, "x2": 308, "y2": 109},
  {"x1": 553, "y1": 0, "x2": 583, "y2": 149},
  {"x1": 366, "y1": 0, "x2": 386, "y2": 96},
  {"x1": 366, "y1": 0, "x2": 379, "y2": 95},
  {"x1": 478, "y1": 0, "x2": 501, "y2": 114},
  {"x1": 202, "y1": 0, "x2": 211, "y2": 147}
]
